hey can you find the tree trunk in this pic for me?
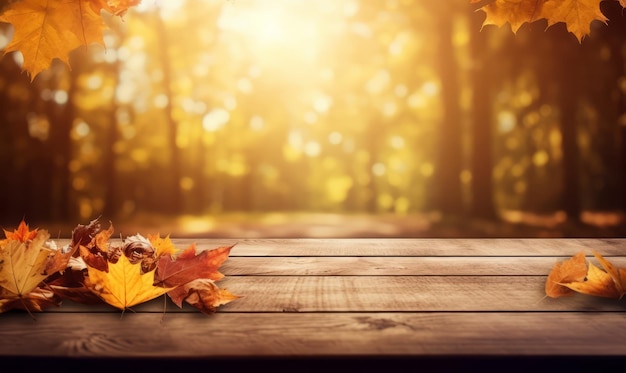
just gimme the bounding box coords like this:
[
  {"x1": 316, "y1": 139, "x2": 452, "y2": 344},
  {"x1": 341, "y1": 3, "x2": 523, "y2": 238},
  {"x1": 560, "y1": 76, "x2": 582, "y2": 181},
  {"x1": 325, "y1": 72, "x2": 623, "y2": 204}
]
[
  {"x1": 554, "y1": 33, "x2": 582, "y2": 222},
  {"x1": 468, "y1": 6, "x2": 496, "y2": 220},
  {"x1": 434, "y1": 10, "x2": 464, "y2": 215},
  {"x1": 102, "y1": 62, "x2": 121, "y2": 220}
]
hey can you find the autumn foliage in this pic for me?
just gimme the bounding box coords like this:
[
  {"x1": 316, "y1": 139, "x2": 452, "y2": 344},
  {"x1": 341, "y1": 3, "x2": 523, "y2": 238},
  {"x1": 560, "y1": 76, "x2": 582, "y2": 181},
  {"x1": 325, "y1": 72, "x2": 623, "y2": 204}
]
[
  {"x1": 471, "y1": 0, "x2": 623, "y2": 42},
  {"x1": 0, "y1": 0, "x2": 624, "y2": 80},
  {"x1": 0, "y1": 219, "x2": 239, "y2": 315},
  {"x1": 0, "y1": 0, "x2": 142, "y2": 81}
]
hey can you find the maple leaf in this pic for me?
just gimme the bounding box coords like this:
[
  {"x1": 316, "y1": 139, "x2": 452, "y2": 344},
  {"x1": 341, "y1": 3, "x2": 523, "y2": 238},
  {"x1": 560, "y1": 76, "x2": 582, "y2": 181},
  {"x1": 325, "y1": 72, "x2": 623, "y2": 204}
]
[
  {"x1": 167, "y1": 278, "x2": 240, "y2": 315},
  {"x1": 471, "y1": 0, "x2": 546, "y2": 33},
  {"x1": 84, "y1": 253, "x2": 172, "y2": 310},
  {"x1": 0, "y1": 226, "x2": 77, "y2": 314},
  {"x1": 2, "y1": 219, "x2": 38, "y2": 243},
  {"x1": 540, "y1": 0, "x2": 607, "y2": 42},
  {"x1": 472, "y1": 0, "x2": 610, "y2": 42},
  {"x1": 0, "y1": 229, "x2": 54, "y2": 298},
  {"x1": 153, "y1": 243, "x2": 235, "y2": 288},
  {"x1": 0, "y1": 0, "x2": 142, "y2": 80},
  {"x1": 0, "y1": 0, "x2": 106, "y2": 81},
  {"x1": 545, "y1": 251, "x2": 587, "y2": 298}
]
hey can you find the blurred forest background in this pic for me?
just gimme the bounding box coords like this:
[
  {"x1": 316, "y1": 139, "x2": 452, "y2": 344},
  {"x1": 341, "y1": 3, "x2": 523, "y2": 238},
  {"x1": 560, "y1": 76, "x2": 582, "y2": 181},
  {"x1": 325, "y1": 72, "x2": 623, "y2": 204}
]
[{"x1": 0, "y1": 0, "x2": 625, "y2": 238}]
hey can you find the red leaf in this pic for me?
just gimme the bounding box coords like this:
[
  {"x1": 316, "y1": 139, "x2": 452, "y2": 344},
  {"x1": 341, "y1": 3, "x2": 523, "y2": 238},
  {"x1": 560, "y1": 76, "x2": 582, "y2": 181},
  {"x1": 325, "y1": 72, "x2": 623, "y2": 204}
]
[{"x1": 153, "y1": 244, "x2": 235, "y2": 288}]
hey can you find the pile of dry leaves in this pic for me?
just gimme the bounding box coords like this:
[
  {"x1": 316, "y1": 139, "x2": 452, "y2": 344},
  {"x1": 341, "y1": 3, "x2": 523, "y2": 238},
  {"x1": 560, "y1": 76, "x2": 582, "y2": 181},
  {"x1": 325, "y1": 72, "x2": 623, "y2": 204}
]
[{"x1": 0, "y1": 219, "x2": 239, "y2": 316}]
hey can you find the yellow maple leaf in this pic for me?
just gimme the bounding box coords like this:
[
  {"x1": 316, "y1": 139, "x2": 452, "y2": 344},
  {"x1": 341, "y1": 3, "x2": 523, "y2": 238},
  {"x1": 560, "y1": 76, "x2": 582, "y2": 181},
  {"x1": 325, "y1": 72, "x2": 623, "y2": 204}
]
[
  {"x1": 85, "y1": 253, "x2": 172, "y2": 310},
  {"x1": 540, "y1": 0, "x2": 607, "y2": 42},
  {"x1": 0, "y1": 229, "x2": 54, "y2": 298},
  {"x1": 472, "y1": 0, "x2": 608, "y2": 42},
  {"x1": 472, "y1": 0, "x2": 546, "y2": 33},
  {"x1": 0, "y1": 0, "x2": 107, "y2": 80}
]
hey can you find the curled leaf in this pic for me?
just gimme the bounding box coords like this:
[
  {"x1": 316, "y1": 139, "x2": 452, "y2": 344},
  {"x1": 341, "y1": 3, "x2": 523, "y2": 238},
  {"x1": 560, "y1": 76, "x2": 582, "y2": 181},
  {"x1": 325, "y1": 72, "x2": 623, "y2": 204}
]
[
  {"x1": 168, "y1": 278, "x2": 240, "y2": 315},
  {"x1": 547, "y1": 250, "x2": 626, "y2": 300},
  {"x1": 545, "y1": 251, "x2": 587, "y2": 298}
]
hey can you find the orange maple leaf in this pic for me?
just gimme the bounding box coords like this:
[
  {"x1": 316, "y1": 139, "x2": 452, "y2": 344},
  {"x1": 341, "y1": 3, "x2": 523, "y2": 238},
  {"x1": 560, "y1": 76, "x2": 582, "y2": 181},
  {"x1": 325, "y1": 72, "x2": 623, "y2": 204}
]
[
  {"x1": 472, "y1": 0, "x2": 609, "y2": 42},
  {"x1": 153, "y1": 243, "x2": 235, "y2": 288},
  {"x1": 2, "y1": 219, "x2": 38, "y2": 243},
  {"x1": 151, "y1": 239, "x2": 239, "y2": 313}
]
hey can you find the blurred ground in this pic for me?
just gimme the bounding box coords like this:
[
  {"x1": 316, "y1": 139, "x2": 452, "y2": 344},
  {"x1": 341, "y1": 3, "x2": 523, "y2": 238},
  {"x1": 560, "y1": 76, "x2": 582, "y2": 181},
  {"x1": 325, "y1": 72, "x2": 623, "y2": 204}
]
[{"x1": 14, "y1": 210, "x2": 626, "y2": 239}]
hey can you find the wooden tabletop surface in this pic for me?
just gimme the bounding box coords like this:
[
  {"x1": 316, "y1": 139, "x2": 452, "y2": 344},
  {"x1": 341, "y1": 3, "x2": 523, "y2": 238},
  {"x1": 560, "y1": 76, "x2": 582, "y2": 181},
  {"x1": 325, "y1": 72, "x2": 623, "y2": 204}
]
[{"x1": 2, "y1": 238, "x2": 626, "y2": 371}]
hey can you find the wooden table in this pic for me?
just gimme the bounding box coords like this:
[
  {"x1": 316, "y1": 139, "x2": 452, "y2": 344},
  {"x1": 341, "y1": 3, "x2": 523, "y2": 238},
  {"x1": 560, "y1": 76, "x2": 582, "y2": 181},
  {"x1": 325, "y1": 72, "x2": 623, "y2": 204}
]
[{"x1": 2, "y1": 238, "x2": 626, "y2": 371}]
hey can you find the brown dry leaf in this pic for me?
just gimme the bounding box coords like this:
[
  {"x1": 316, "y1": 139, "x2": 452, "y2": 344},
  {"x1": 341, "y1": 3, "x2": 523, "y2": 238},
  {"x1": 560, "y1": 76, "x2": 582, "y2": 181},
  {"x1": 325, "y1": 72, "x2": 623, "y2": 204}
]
[
  {"x1": 167, "y1": 278, "x2": 240, "y2": 315},
  {"x1": 79, "y1": 222, "x2": 115, "y2": 272},
  {"x1": 47, "y1": 264, "x2": 103, "y2": 305},
  {"x1": 545, "y1": 251, "x2": 588, "y2": 298}
]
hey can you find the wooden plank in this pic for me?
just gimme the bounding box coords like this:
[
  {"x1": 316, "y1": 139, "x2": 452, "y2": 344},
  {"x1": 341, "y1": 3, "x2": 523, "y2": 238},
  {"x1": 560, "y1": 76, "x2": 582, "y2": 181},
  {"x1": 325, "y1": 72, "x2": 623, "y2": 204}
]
[
  {"x1": 220, "y1": 256, "x2": 626, "y2": 276},
  {"x1": 214, "y1": 276, "x2": 623, "y2": 312},
  {"x1": 189, "y1": 238, "x2": 626, "y2": 257},
  {"x1": 2, "y1": 312, "x2": 626, "y2": 357},
  {"x1": 50, "y1": 238, "x2": 626, "y2": 256},
  {"x1": 48, "y1": 276, "x2": 624, "y2": 313}
]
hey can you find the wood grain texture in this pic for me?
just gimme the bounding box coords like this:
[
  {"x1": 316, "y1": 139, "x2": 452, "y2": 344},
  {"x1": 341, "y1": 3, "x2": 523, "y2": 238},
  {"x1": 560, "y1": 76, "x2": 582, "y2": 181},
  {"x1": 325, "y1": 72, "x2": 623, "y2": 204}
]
[
  {"x1": 4, "y1": 238, "x2": 626, "y2": 363},
  {"x1": 52, "y1": 238, "x2": 626, "y2": 256},
  {"x1": 220, "y1": 256, "x2": 626, "y2": 275},
  {"x1": 188, "y1": 238, "x2": 626, "y2": 256},
  {"x1": 214, "y1": 276, "x2": 626, "y2": 312},
  {"x1": 48, "y1": 275, "x2": 626, "y2": 313},
  {"x1": 2, "y1": 312, "x2": 626, "y2": 357}
]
